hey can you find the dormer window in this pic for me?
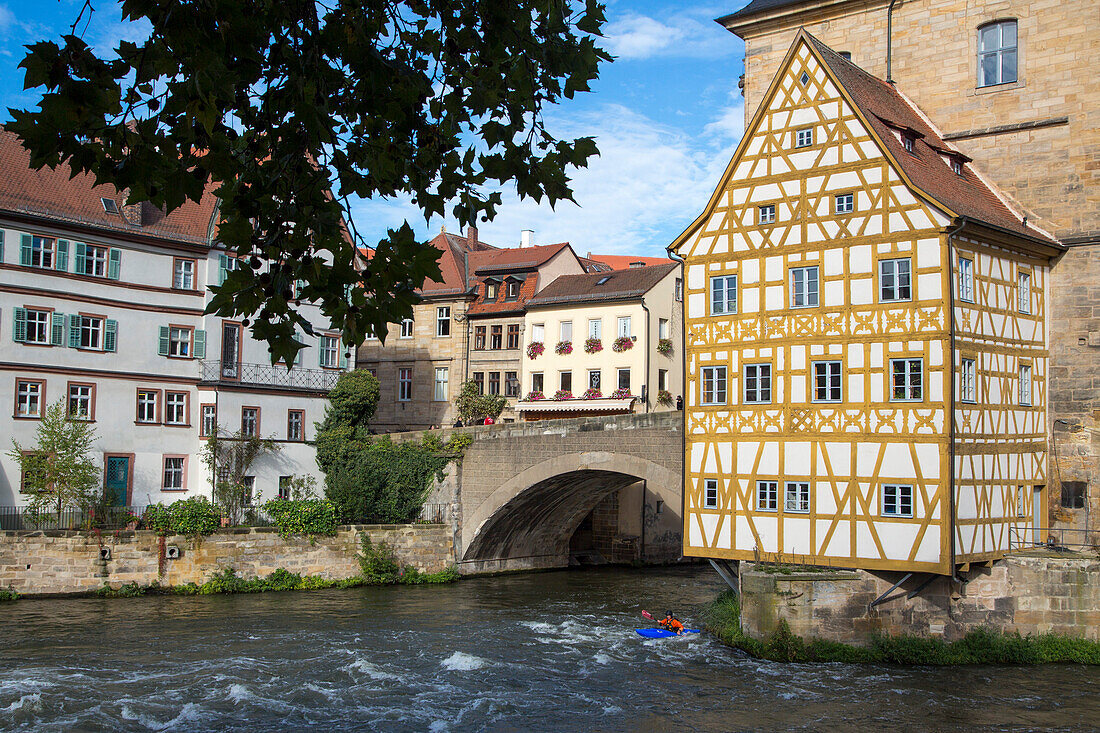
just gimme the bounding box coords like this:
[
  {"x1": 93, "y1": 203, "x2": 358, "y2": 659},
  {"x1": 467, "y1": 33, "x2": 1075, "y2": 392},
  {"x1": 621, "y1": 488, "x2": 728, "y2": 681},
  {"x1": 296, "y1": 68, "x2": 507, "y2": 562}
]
[
  {"x1": 902, "y1": 135, "x2": 915, "y2": 153},
  {"x1": 505, "y1": 279, "x2": 520, "y2": 300},
  {"x1": 951, "y1": 159, "x2": 964, "y2": 176},
  {"x1": 485, "y1": 282, "x2": 497, "y2": 300}
]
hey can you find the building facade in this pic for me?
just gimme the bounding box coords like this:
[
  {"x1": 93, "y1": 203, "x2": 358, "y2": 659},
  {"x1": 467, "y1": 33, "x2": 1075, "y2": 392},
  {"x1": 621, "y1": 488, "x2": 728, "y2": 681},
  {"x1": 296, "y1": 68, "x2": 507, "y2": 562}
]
[
  {"x1": 672, "y1": 32, "x2": 1061, "y2": 573},
  {"x1": 518, "y1": 263, "x2": 684, "y2": 420},
  {"x1": 0, "y1": 130, "x2": 349, "y2": 511},
  {"x1": 719, "y1": 0, "x2": 1100, "y2": 534}
]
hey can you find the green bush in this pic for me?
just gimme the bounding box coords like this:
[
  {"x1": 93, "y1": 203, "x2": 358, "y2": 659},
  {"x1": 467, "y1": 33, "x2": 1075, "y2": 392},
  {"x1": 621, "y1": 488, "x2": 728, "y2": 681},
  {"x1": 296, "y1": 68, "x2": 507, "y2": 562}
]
[
  {"x1": 95, "y1": 581, "x2": 145, "y2": 598},
  {"x1": 325, "y1": 440, "x2": 449, "y2": 524},
  {"x1": 358, "y1": 536, "x2": 400, "y2": 583},
  {"x1": 142, "y1": 504, "x2": 172, "y2": 534},
  {"x1": 263, "y1": 498, "x2": 338, "y2": 540},
  {"x1": 0, "y1": 587, "x2": 20, "y2": 602},
  {"x1": 168, "y1": 496, "x2": 221, "y2": 538}
]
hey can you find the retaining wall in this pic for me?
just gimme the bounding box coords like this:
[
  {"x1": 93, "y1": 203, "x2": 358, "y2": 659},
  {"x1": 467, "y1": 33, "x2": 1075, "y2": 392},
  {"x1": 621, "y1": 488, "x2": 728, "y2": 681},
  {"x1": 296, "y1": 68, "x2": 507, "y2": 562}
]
[
  {"x1": 0, "y1": 524, "x2": 454, "y2": 597},
  {"x1": 740, "y1": 552, "x2": 1100, "y2": 644}
]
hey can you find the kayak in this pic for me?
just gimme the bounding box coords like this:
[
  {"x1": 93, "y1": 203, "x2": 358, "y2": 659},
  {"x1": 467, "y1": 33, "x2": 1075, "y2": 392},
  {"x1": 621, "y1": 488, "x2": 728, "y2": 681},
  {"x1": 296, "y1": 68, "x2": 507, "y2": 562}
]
[{"x1": 635, "y1": 628, "x2": 701, "y2": 639}]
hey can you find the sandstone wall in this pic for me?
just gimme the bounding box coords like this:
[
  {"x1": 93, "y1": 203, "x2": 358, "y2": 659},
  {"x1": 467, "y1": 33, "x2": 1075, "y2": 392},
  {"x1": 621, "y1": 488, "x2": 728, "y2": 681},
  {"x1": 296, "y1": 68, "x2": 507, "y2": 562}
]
[
  {"x1": 739, "y1": 553, "x2": 1100, "y2": 644},
  {"x1": 0, "y1": 524, "x2": 454, "y2": 597}
]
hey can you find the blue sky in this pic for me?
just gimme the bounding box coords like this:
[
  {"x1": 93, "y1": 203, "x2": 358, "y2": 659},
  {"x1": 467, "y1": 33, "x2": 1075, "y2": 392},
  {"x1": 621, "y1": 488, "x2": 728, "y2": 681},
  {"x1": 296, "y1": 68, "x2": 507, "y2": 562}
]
[{"x1": 0, "y1": 1, "x2": 750, "y2": 259}]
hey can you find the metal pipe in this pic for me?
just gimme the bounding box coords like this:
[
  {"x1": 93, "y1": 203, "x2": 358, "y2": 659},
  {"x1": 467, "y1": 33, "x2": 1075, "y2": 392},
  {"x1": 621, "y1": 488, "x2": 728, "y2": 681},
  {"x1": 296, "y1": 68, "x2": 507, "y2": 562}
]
[
  {"x1": 946, "y1": 217, "x2": 968, "y2": 583},
  {"x1": 641, "y1": 298, "x2": 651, "y2": 413},
  {"x1": 886, "y1": 0, "x2": 899, "y2": 83},
  {"x1": 665, "y1": 248, "x2": 688, "y2": 564}
]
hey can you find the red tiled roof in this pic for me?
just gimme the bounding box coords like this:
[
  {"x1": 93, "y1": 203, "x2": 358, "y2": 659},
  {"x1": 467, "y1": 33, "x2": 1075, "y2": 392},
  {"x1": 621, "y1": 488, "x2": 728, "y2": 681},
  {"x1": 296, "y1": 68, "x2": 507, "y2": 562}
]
[
  {"x1": 469, "y1": 242, "x2": 573, "y2": 275},
  {"x1": 467, "y1": 274, "x2": 540, "y2": 316},
  {"x1": 802, "y1": 32, "x2": 1059, "y2": 247},
  {"x1": 588, "y1": 254, "x2": 675, "y2": 270},
  {"x1": 0, "y1": 129, "x2": 219, "y2": 245},
  {"x1": 526, "y1": 263, "x2": 679, "y2": 307}
]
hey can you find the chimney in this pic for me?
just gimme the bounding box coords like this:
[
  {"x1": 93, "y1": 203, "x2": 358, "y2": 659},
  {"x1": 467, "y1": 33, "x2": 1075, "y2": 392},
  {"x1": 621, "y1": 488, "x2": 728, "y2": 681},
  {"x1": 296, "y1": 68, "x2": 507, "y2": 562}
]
[
  {"x1": 117, "y1": 190, "x2": 143, "y2": 226},
  {"x1": 466, "y1": 224, "x2": 479, "y2": 249},
  {"x1": 520, "y1": 229, "x2": 534, "y2": 248}
]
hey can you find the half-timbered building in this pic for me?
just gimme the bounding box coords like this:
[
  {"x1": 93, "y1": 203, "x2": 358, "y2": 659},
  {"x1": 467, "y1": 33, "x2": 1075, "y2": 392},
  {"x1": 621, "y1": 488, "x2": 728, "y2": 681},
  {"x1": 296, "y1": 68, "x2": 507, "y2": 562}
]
[{"x1": 671, "y1": 31, "x2": 1063, "y2": 574}]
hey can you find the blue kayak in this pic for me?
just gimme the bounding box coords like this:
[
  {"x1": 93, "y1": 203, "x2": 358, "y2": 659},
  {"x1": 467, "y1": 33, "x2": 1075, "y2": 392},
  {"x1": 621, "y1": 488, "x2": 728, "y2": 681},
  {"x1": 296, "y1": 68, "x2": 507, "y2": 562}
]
[{"x1": 636, "y1": 628, "x2": 701, "y2": 639}]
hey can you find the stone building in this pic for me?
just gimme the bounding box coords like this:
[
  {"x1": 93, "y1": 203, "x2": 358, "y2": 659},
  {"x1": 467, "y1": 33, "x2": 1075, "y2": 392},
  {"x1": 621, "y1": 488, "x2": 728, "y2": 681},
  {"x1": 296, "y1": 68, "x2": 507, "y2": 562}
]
[{"x1": 717, "y1": 0, "x2": 1100, "y2": 536}]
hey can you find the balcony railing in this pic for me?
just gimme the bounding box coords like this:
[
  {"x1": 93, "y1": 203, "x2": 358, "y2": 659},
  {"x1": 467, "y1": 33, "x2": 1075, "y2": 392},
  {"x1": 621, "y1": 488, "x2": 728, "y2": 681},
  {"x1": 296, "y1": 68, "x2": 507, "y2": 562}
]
[{"x1": 200, "y1": 360, "x2": 341, "y2": 391}]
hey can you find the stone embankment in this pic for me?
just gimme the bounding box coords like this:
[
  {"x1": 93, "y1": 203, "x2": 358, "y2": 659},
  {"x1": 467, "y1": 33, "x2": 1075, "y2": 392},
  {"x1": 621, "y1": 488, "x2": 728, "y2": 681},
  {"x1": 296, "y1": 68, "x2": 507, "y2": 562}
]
[
  {"x1": 738, "y1": 552, "x2": 1100, "y2": 644},
  {"x1": 0, "y1": 524, "x2": 453, "y2": 597}
]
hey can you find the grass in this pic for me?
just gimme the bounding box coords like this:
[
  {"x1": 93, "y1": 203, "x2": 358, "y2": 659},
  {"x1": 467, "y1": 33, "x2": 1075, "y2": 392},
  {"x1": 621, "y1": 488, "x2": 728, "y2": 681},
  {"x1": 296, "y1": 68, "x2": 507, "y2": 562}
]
[{"x1": 702, "y1": 590, "x2": 1100, "y2": 665}]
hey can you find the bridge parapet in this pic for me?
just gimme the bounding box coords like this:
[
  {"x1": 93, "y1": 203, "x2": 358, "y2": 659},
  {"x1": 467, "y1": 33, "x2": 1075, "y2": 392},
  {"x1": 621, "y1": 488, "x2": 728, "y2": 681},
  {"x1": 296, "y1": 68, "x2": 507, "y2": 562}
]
[{"x1": 383, "y1": 411, "x2": 683, "y2": 446}]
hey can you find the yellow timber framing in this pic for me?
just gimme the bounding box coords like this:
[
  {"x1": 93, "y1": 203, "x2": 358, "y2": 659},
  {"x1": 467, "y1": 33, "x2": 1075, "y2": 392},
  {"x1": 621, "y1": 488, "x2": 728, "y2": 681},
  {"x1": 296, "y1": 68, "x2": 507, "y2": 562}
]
[{"x1": 671, "y1": 30, "x2": 1053, "y2": 575}]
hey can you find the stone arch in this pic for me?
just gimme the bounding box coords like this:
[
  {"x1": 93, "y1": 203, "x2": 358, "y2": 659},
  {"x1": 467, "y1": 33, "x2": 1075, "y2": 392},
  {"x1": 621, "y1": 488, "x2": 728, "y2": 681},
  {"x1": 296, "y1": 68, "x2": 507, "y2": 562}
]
[{"x1": 461, "y1": 451, "x2": 680, "y2": 571}]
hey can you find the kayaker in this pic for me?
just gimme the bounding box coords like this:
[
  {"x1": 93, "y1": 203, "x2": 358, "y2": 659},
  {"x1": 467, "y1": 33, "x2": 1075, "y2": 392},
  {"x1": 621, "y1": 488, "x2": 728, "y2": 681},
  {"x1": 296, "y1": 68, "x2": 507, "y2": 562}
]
[{"x1": 659, "y1": 612, "x2": 685, "y2": 635}]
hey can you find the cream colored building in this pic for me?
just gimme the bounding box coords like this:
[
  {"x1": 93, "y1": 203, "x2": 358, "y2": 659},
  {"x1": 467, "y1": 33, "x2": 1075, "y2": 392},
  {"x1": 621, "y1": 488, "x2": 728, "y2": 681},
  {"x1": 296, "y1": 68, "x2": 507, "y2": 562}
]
[{"x1": 518, "y1": 264, "x2": 683, "y2": 420}]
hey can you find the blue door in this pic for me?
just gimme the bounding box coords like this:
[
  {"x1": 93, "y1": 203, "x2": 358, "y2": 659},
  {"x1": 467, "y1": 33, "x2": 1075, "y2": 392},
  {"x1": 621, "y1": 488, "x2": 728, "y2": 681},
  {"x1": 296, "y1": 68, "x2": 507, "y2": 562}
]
[{"x1": 105, "y1": 456, "x2": 130, "y2": 507}]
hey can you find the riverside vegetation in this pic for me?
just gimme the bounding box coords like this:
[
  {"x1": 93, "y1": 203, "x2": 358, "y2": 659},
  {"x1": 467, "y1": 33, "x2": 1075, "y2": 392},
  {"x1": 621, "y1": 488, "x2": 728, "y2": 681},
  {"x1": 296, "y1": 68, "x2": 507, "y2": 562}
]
[{"x1": 703, "y1": 590, "x2": 1100, "y2": 665}]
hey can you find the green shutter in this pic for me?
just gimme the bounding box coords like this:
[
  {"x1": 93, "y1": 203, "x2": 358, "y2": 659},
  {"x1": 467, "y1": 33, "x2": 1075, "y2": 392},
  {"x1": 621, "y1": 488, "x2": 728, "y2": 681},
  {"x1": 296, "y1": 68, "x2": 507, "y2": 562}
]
[
  {"x1": 74, "y1": 242, "x2": 87, "y2": 274},
  {"x1": 13, "y1": 307, "x2": 26, "y2": 342},
  {"x1": 318, "y1": 339, "x2": 325, "y2": 368},
  {"x1": 193, "y1": 329, "x2": 206, "y2": 359},
  {"x1": 107, "y1": 248, "x2": 122, "y2": 280},
  {"x1": 50, "y1": 313, "x2": 65, "y2": 346},
  {"x1": 158, "y1": 326, "x2": 170, "y2": 356},
  {"x1": 0, "y1": 230, "x2": 5, "y2": 262},
  {"x1": 338, "y1": 344, "x2": 348, "y2": 369},
  {"x1": 104, "y1": 319, "x2": 118, "y2": 352},
  {"x1": 218, "y1": 254, "x2": 229, "y2": 285},
  {"x1": 69, "y1": 315, "x2": 81, "y2": 348},
  {"x1": 20, "y1": 234, "x2": 31, "y2": 266},
  {"x1": 55, "y1": 240, "x2": 69, "y2": 271}
]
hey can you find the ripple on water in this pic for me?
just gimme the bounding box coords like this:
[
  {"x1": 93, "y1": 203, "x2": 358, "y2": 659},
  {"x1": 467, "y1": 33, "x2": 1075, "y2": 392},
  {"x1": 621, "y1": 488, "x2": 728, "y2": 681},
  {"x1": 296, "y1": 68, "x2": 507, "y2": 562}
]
[{"x1": 441, "y1": 651, "x2": 487, "y2": 671}]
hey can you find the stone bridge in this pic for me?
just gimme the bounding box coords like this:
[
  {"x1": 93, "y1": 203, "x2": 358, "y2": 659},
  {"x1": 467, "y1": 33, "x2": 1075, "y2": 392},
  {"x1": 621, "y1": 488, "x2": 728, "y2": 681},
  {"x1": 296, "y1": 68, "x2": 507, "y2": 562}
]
[{"x1": 391, "y1": 412, "x2": 683, "y2": 573}]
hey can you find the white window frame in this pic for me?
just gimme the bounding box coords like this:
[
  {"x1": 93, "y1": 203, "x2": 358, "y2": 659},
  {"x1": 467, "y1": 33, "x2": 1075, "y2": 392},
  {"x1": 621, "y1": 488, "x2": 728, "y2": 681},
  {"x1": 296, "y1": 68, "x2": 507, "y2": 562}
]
[
  {"x1": 790, "y1": 266, "x2": 819, "y2": 308},
  {"x1": 163, "y1": 457, "x2": 185, "y2": 490},
  {"x1": 30, "y1": 236, "x2": 55, "y2": 269},
  {"x1": 16, "y1": 381, "x2": 43, "y2": 418},
  {"x1": 201, "y1": 405, "x2": 217, "y2": 436},
  {"x1": 24, "y1": 308, "x2": 50, "y2": 344},
  {"x1": 400, "y1": 318, "x2": 414, "y2": 339},
  {"x1": 812, "y1": 361, "x2": 842, "y2": 402},
  {"x1": 795, "y1": 128, "x2": 813, "y2": 148},
  {"x1": 168, "y1": 327, "x2": 192, "y2": 358},
  {"x1": 287, "y1": 410, "x2": 304, "y2": 442},
  {"x1": 879, "y1": 258, "x2": 912, "y2": 302},
  {"x1": 960, "y1": 358, "x2": 976, "y2": 403},
  {"x1": 882, "y1": 484, "x2": 914, "y2": 517},
  {"x1": 617, "y1": 368, "x2": 631, "y2": 392},
  {"x1": 436, "y1": 307, "x2": 451, "y2": 337},
  {"x1": 531, "y1": 372, "x2": 544, "y2": 393},
  {"x1": 80, "y1": 316, "x2": 104, "y2": 350},
  {"x1": 241, "y1": 407, "x2": 259, "y2": 437},
  {"x1": 560, "y1": 320, "x2": 572, "y2": 343},
  {"x1": 1019, "y1": 364, "x2": 1032, "y2": 406},
  {"x1": 756, "y1": 480, "x2": 778, "y2": 511},
  {"x1": 890, "y1": 358, "x2": 924, "y2": 402},
  {"x1": 701, "y1": 366, "x2": 727, "y2": 406},
  {"x1": 834, "y1": 193, "x2": 854, "y2": 214},
  {"x1": 1016, "y1": 487, "x2": 1027, "y2": 518},
  {"x1": 588, "y1": 318, "x2": 602, "y2": 340},
  {"x1": 319, "y1": 335, "x2": 339, "y2": 368},
  {"x1": 978, "y1": 20, "x2": 1018, "y2": 88},
  {"x1": 588, "y1": 369, "x2": 601, "y2": 390},
  {"x1": 83, "y1": 244, "x2": 109, "y2": 277},
  {"x1": 1017, "y1": 270, "x2": 1031, "y2": 314},
  {"x1": 174, "y1": 259, "x2": 195, "y2": 290},
  {"x1": 958, "y1": 256, "x2": 974, "y2": 303},
  {"x1": 398, "y1": 367, "x2": 413, "y2": 401},
  {"x1": 758, "y1": 204, "x2": 775, "y2": 224},
  {"x1": 433, "y1": 367, "x2": 449, "y2": 401},
  {"x1": 532, "y1": 323, "x2": 545, "y2": 343},
  {"x1": 703, "y1": 479, "x2": 719, "y2": 509},
  {"x1": 165, "y1": 391, "x2": 187, "y2": 425},
  {"x1": 710, "y1": 275, "x2": 737, "y2": 315},
  {"x1": 68, "y1": 384, "x2": 93, "y2": 421},
  {"x1": 785, "y1": 481, "x2": 810, "y2": 513},
  {"x1": 743, "y1": 363, "x2": 772, "y2": 404},
  {"x1": 137, "y1": 390, "x2": 158, "y2": 424},
  {"x1": 616, "y1": 316, "x2": 631, "y2": 339}
]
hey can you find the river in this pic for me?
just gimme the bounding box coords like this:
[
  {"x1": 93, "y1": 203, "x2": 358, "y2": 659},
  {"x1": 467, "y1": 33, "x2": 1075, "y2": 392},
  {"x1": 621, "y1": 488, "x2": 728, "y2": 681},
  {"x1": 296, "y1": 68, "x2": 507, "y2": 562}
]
[{"x1": 1, "y1": 566, "x2": 1098, "y2": 731}]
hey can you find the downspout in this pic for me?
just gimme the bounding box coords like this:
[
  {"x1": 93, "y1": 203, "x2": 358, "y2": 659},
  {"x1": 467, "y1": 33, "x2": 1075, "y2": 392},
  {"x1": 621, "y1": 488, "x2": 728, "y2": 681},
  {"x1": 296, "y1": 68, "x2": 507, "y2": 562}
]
[
  {"x1": 666, "y1": 248, "x2": 688, "y2": 564},
  {"x1": 641, "y1": 298, "x2": 651, "y2": 413},
  {"x1": 946, "y1": 217, "x2": 967, "y2": 583},
  {"x1": 886, "y1": 0, "x2": 899, "y2": 84}
]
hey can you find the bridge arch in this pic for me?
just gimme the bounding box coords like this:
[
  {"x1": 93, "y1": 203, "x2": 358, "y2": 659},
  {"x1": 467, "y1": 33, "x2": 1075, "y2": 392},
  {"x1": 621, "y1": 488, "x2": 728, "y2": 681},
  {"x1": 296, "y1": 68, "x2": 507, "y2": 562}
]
[{"x1": 461, "y1": 451, "x2": 680, "y2": 572}]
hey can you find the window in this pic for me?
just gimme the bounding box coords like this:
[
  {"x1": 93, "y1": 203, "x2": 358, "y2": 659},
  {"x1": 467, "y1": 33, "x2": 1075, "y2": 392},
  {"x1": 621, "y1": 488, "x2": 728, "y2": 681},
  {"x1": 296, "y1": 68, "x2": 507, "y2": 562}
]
[
  {"x1": 882, "y1": 484, "x2": 913, "y2": 517},
  {"x1": 758, "y1": 205, "x2": 775, "y2": 224},
  {"x1": 795, "y1": 128, "x2": 813, "y2": 148},
  {"x1": 79, "y1": 244, "x2": 108, "y2": 277},
  {"x1": 400, "y1": 318, "x2": 414, "y2": 338},
  {"x1": 890, "y1": 358, "x2": 923, "y2": 401},
  {"x1": 1061, "y1": 481, "x2": 1086, "y2": 510},
  {"x1": 434, "y1": 367, "x2": 449, "y2": 401},
  {"x1": 319, "y1": 335, "x2": 339, "y2": 368},
  {"x1": 744, "y1": 364, "x2": 772, "y2": 404},
  {"x1": 473, "y1": 372, "x2": 485, "y2": 394},
  {"x1": 658, "y1": 369, "x2": 668, "y2": 392},
  {"x1": 958, "y1": 256, "x2": 974, "y2": 302},
  {"x1": 168, "y1": 327, "x2": 192, "y2": 358},
  {"x1": 785, "y1": 482, "x2": 810, "y2": 513},
  {"x1": 1017, "y1": 271, "x2": 1031, "y2": 313},
  {"x1": 436, "y1": 307, "x2": 451, "y2": 337},
  {"x1": 68, "y1": 383, "x2": 94, "y2": 420},
  {"x1": 879, "y1": 258, "x2": 912, "y2": 302},
  {"x1": 485, "y1": 282, "x2": 498, "y2": 300},
  {"x1": 711, "y1": 275, "x2": 737, "y2": 315},
  {"x1": 588, "y1": 318, "x2": 602, "y2": 340},
  {"x1": 588, "y1": 369, "x2": 601, "y2": 390},
  {"x1": 799, "y1": 70, "x2": 810, "y2": 85},
  {"x1": 812, "y1": 361, "x2": 842, "y2": 402},
  {"x1": 22, "y1": 308, "x2": 50, "y2": 344},
  {"x1": 531, "y1": 372, "x2": 544, "y2": 393},
  {"x1": 790, "y1": 266, "x2": 819, "y2": 308},
  {"x1": 902, "y1": 135, "x2": 914, "y2": 153},
  {"x1": 165, "y1": 391, "x2": 187, "y2": 425},
  {"x1": 960, "y1": 358, "x2": 976, "y2": 403},
  {"x1": 239, "y1": 476, "x2": 255, "y2": 506},
  {"x1": 532, "y1": 323, "x2": 545, "y2": 343},
  {"x1": 221, "y1": 322, "x2": 241, "y2": 378},
  {"x1": 26, "y1": 235, "x2": 56, "y2": 269},
  {"x1": 703, "y1": 479, "x2": 719, "y2": 509},
  {"x1": 241, "y1": 407, "x2": 259, "y2": 436},
  {"x1": 951, "y1": 159, "x2": 964, "y2": 176},
  {"x1": 617, "y1": 316, "x2": 631, "y2": 338},
  {"x1": 163, "y1": 456, "x2": 185, "y2": 490},
  {"x1": 474, "y1": 326, "x2": 486, "y2": 350},
  {"x1": 137, "y1": 390, "x2": 159, "y2": 423},
  {"x1": 1019, "y1": 364, "x2": 1032, "y2": 406},
  {"x1": 505, "y1": 371, "x2": 519, "y2": 398},
  {"x1": 506, "y1": 324, "x2": 520, "y2": 350},
  {"x1": 201, "y1": 404, "x2": 217, "y2": 437},
  {"x1": 490, "y1": 325, "x2": 503, "y2": 350},
  {"x1": 675, "y1": 278, "x2": 682, "y2": 302},
  {"x1": 658, "y1": 318, "x2": 669, "y2": 339},
  {"x1": 978, "y1": 20, "x2": 1017, "y2": 88},
  {"x1": 278, "y1": 476, "x2": 292, "y2": 500},
  {"x1": 701, "y1": 366, "x2": 727, "y2": 405},
  {"x1": 287, "y1": 410, "x2": 304, "y2": 441},
  {"x1": 560, "y1": 321, "x2": 572, "y2": 343},
  {"x1": 617, "y1": 368, "x2": 631, "y2": 392},
  {"x1": 1016, "y1": 487, "x2": 1027, "y2": 518},
  {"x1": 488, "y1": 372, "x2": 501, "y2": 395},
  {"x1": 79, "y1": 315, "x2": 103, "y2": 350},
  {"x1": 399, "y1": 368, "x2": 413, "y2": 401},
  {"x1": 506, "y1": 280, "x2": 521, "y2": 300},
  {"x1": 757, "y1": 481, "x2": 778, "y2": 511},
  {"x1": 559, "y1": 371, "x2": 572, "y2": 393},
  {"x1": 173, "y1": 259, "x2": 195, "y2": 290},
  {"x1": 834, "y1": 193, "x2": 854, "y2": 214},
  {"x1": 15, "y1": 380, "x2": 44, "y2": 418}
]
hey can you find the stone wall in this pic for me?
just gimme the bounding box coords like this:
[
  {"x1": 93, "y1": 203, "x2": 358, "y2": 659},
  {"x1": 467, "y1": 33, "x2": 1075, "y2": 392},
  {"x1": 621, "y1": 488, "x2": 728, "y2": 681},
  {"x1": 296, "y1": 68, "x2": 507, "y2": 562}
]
[
  {"x1": 0, "y1": 524, "x2": 454, "y2": 597},
  {"x1": 739, "y1": 552, "x2": 1100, "y2": 644}
]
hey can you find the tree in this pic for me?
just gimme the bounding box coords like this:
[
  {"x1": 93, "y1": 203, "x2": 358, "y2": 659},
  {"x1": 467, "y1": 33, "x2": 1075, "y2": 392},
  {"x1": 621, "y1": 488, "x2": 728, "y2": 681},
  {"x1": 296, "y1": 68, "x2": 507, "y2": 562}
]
[
  {"x1": 10, "y1": 1, "x2": 611, "y2": 366},
  {"x1": 314, "y1": 369, "x2": 380, "y2": 473},
  {"x1": 453, "y1": 379, "x2": 507, "y2": 424},
  {"x1": 200, "y1": 427, "x2": 280, "y2": 521},
  {"x1": 8, "y1": 400, "x2": 101, "y2": 519}
]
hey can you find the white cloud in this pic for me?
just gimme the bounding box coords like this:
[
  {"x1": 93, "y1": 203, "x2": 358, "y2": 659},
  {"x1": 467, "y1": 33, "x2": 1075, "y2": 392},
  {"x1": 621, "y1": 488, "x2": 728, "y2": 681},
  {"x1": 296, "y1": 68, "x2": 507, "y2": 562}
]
[
  {"x1": 703, "y1": 98, "x2": 746, "y2": 142},
  {"x1": 0, "y1": 5, "x2": 15, "y2": 35},
  {"x1": 602, "y1": 12, "x2": 739, "y2": 61}
]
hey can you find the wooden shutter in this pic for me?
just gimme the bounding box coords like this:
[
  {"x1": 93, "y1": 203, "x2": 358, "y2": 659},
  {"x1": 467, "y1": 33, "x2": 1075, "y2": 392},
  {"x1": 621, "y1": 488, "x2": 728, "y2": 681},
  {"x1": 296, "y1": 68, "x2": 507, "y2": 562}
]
[
  {"x1": 338, "y1": 344, "x2": 348, "y2": 369},
  {"x1": 193, "y1": 329, "x2": 206, "y2": 359},
  {"x1": 69, "y1": 315, "x2": 82, "y2": 348},
  {"x1": 20, "y1": 234, "x2": 31, "y2": 266},
  {"x1": 218, "y1": 254, "x2": 229, "y2": 285},
  {"x1": 158, "y1": 326, "x2": 171, "y2": 356},
  {"x1": 107, "y1": 248, "x2": 122, "y2": 280},
  {"x1": 74, "y1": 243, "x2": 87, "y2": 274},
  {"x1": 0, "y1": 231, "x2": 5, "y2": 262},
  {"x1": 55, "y1": 240, "x2": 69, "y2": 271},
  {"x1": 13, "y1": 307, "x2": 26, "y2": 342},
  {"x1": 104, "y1": 320, "x2": 118, "y2": 352},
  {"x1": 51, "y1": 313, "x2": 65, "y2": 346}
]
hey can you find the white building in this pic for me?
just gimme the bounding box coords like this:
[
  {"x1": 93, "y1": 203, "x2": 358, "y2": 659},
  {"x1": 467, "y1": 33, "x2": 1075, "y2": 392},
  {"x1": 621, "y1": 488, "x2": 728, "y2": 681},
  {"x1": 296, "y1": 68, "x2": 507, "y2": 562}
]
[{"x1": 0, "y1": 130, "x2": 349, "y2": 512}]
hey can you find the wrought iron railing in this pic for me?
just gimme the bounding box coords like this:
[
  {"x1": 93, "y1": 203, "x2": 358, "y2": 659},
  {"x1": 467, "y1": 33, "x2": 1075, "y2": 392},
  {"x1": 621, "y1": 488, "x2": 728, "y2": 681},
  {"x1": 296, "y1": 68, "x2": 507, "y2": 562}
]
[
  {"x1": 1008, "y1": 526, "x2": 1098, "y2": 552},
  {"x1": 200, "y1": 360, "x2": 341, "y2": 391},
  {"x1": 0, "y1": 505, "x2": 149, "y2": 531},
  {"x1": 418, "y1": 503, "x2": 450, "y2": 524}
]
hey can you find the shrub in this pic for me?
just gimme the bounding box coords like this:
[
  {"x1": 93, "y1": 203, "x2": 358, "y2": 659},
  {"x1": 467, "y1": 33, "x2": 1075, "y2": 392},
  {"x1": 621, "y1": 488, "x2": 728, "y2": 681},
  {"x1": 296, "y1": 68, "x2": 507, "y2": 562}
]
[
  {"x1": 612, "y1": 336, "x2": 633, "y2": 352},
  {"x1": 263, "y1": 498, "x2": 338, "y2": 541},
  {"x1": 358, "y1": 536, "x2": 400, "y2": 584},
  {"x1": 554, "y1": 340, "x2": 572, "y2": 355},
  {"x1": 584, "y1": 337, "x2": 603, "y2": 353},
  {"x1": 168, "y1": 497, "x2": 221, "y2": 538},
  {"x1": 526, "y1": 342, "x2": 544, "y2": 359},
  {"x1": 453, "y1": 380, "x2": 506, "y2": 425},
  {"x1": 95, "y1": 581, "x2": 145, "y2": 598},
  {"x1": 325, "y1": 440, "x2": 449, "y2": 524},
  {"x1": 657, "y1": 389, "x2": 673, "y2": 406},
  {"x1": 0, "y1": 586, "x2": 20, "y2": 602},
  {"x1": 142, "y1": 504, "x2": 172, "y2": 534},
  {"x1": 444, "y1": 433, "x2": 472, "y2": 453}
]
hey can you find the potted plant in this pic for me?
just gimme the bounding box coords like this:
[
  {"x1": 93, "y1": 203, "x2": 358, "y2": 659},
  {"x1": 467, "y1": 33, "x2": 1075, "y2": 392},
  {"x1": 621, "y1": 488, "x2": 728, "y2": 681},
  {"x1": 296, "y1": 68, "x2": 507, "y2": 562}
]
[
  {"x1": 584, "y1": 337, "x2": 603, "y2": 354},
  {"x1": 524, "y1": 390, "x2": 545, "y2": 401},
  {"x1": 582, "y1": 387, "x2": 602, "y2": 399},
  {"x1": 657, "y1": 389, "x2": 674, "y2": 406},
  {"x1": 553, "y1": 389, "x2": 573, "y2": 401},
  {"x1": 555, "y1": 340, "x2": 573, "y2": 355},
  {"x1": 657, "y1": 338, "x2": 673, "y2": 356},
  {"x1": 526, "y1": 342, "x2": 545, "y2": 359},
  {"x1": 611, "y1": 387, "x2": 633, "y2": 399},
  {"x1": 612, "y1": 336, "x2": 634, "y2": 352}
]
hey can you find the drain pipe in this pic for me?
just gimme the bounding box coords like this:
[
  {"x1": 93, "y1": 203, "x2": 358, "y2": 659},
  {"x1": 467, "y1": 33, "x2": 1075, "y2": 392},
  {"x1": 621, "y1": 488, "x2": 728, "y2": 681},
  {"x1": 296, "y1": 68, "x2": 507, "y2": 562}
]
[
  {"x1": 641, "y1": 298, "x2": 652, "y2": 413},
  {"x1": 886, "y1": 0, "x2": 899, "y2": 83},
  {"x1": 666, "y1": 248, "x2": 688, "y2": 566},
  {"x1": 946, "y1": 217, "x2": 968, "y2": 584}
]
